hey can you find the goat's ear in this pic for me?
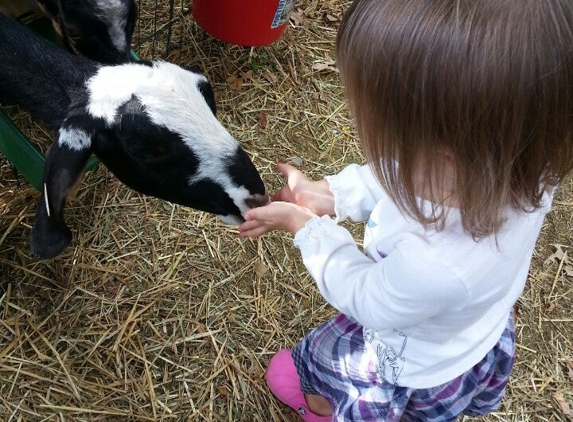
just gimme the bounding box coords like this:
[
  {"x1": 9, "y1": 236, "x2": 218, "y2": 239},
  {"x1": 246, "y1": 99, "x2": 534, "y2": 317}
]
[{"x1": 30, "y1": 118, "x2": 95, "y2": 259}]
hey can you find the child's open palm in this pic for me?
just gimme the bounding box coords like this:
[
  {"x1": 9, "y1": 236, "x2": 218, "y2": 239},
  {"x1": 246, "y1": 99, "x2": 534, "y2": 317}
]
[
  {"x1": 239, "y1": 201, "x2": 315, "y2": 237},
  {"x1": 238, "y1": 163, "x2": 334, "y2": 237}
]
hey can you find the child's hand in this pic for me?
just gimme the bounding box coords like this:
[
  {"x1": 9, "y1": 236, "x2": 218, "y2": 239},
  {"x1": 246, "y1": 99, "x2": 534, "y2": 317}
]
[
  {"x1": 273, "y1": 163, "x2": 335, "y2": 217},
  {"x1": 238, "y1": 201, "x2": 316, "y2": 237}
]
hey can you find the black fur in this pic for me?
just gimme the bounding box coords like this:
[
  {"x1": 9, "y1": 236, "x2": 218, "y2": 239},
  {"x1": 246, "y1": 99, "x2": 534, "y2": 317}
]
[
  {"x1": 0, "y1": 12, "x2": 96, "y2": 127},
  {"x1": 0, "y1": 13, "x2": 268, "y2": 259}
]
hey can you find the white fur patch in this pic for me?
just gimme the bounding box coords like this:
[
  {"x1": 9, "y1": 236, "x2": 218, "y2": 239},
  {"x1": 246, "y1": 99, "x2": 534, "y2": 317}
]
[
  {"x1": 86, "y1": 63, "x2": 151, "y2": 123},
  {"x1": 58, "y1": 127, "x2": 92, "y2": 151},
  {"x1": 86, "y1": 62, "x2": 235, "y2": 149}
]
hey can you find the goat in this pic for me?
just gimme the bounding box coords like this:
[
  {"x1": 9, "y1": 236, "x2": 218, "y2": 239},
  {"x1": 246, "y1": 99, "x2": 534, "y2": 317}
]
[
  {"x1": 37, "y1": 0, "x2": 138, "y2": 64},
  {"x1": 0, "y1": 12, "x2": 269, "y2": 259},
  {"x1": 0, "y1": 0, "x2": 137, "y2": 64}
]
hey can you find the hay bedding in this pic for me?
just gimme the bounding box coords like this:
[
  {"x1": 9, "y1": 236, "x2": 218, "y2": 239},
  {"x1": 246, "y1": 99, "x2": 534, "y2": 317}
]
[{"x1": 0, "y1": 0, "x2": 572, "y2": 420}]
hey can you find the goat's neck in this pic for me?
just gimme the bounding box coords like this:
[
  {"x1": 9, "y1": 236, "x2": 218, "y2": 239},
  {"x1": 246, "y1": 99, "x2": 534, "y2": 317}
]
[{"x1": 0, "y1": 13, "x2": 98, "y2": 128}]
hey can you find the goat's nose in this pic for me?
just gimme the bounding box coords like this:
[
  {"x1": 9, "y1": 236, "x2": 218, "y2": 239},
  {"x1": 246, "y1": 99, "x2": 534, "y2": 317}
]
[{"x1": 245, "y1": 192, "x2": 270, "y2": 209}]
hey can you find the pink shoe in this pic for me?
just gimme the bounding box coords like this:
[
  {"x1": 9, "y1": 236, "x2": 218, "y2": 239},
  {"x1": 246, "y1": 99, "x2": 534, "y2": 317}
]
[{"x1": 266, "y1": 349, "x2": 332, "y2": 422}]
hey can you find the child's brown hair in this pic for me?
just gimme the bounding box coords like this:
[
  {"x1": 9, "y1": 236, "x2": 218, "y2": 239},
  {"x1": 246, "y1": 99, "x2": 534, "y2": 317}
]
[{"x1": 337, "y1": 0, "x2": 573, "y2": 237}]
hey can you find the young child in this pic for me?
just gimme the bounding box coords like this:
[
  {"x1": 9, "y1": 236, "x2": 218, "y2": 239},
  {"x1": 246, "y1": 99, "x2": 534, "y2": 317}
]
[{"x1": 239, "y1": 0, "x2": 573, "y2": 420}]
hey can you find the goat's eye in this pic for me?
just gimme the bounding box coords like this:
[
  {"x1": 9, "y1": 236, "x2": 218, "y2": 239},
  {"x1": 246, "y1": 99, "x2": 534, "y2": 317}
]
[
  {"x1": 135, "y1": 142, "x2": 171, "y2": 164},
  {"x1": 66, "y1": 26, "x2": 82, "y2": 41},
  {"x1": 150, "y1": 144, "x2": 167, "y2": 157}
]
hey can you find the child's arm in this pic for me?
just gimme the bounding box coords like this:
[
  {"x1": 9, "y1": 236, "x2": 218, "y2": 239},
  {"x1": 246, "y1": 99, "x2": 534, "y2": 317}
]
[
  {"x1": 294, "y1": 217, "x2": 468, "y2": 330},
  {"x1": 267, "y1": 162, "x2": 387, "y2": 222},
  {"x1": 241, "y1": 207, "x2": 467, "y2": 329},
  {"x1": 239, "y1": 162, "x2": 387, "y2": 237}
]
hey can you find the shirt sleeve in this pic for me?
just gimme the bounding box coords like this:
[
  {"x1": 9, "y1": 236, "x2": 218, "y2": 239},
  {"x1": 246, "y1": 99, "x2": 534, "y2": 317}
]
[
  {"x1": 325, "y1": 163, "x2": 387, "y2": 222},
  {"x1": 294, "y1": 216, "x2": 469, "y2": 330}
]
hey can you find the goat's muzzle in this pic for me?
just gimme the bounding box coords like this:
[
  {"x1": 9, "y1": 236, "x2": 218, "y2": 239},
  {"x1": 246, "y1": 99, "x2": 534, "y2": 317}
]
[{"x1": 244, "y1": 192, "x2": 270, "y2": 210}]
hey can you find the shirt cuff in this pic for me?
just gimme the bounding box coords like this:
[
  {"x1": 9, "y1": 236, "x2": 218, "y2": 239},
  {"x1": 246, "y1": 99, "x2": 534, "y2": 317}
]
[
  {"x1": 293, "y1": 215, "x2": 337, "y2": 249},
  {"x1": 324, "y1": 174, "x2": 350, "y2": 222}
]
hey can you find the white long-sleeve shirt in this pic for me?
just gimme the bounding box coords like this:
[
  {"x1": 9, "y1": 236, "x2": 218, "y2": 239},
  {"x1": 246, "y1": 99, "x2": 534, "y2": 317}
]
[{"x1": 293, "y1": 164, "x2": 552, "y2": 388}]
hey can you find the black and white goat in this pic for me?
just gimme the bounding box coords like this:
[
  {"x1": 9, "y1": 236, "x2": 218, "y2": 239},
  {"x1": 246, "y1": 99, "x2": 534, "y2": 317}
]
[
  {"x1": 37, "y1": 0, "x2": 137, "y2": 64},
  {"x1": 0, "y1": 0, "x2": 137, "y2": 64},
  {"x1": 0, "y1": 12, "x2": 269, "y2": 259}
]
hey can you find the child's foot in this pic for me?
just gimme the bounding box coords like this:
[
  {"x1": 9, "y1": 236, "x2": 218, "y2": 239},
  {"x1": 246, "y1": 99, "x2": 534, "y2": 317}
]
[{"x1": 266, "y1": 349, "x2": 332, "y2": 422}]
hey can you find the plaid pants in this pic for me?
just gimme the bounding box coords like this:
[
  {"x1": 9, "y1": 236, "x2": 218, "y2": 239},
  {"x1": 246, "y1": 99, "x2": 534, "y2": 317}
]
[{"x1": 293, "y1": 312, "x2": 515, "y2": 422}]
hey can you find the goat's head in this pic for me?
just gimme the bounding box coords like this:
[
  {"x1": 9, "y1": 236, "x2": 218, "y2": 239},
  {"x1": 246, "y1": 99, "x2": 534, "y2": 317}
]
[
  {"x1": 38, "y1": 0, "x2": 137, "y2": 64},
  {"x1": 30, "y1": 61, "x2": 269, "y2": 259}
]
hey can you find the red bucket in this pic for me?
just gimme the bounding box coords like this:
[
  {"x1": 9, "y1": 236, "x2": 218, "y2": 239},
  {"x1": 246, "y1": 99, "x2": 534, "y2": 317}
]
[{"x1": 192, "y1": 0, "x2": 295, "y2": 47}]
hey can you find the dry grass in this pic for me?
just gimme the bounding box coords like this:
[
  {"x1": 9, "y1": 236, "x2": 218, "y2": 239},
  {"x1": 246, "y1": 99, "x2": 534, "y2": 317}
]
[{"x1": 1, "y1": 1, "x2": 572, "y2": 421}]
